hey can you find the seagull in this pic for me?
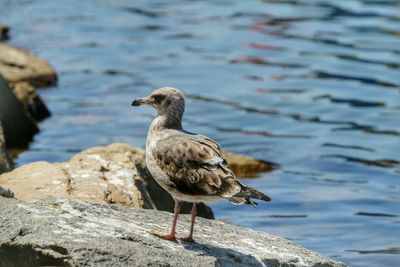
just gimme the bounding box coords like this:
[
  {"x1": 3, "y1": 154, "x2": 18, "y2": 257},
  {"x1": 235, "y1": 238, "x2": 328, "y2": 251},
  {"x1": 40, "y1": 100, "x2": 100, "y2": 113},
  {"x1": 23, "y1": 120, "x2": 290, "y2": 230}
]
[{"x1": 132, "y1": 87, "x2": 271, "y2": 242}]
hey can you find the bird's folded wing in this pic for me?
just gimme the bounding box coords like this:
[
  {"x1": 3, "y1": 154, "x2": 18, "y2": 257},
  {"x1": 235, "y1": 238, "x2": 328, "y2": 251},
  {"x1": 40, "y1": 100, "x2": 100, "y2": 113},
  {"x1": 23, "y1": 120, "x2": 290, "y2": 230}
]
[{"x1": 152, "y1": 134, "x2": 241, "y2": 197}]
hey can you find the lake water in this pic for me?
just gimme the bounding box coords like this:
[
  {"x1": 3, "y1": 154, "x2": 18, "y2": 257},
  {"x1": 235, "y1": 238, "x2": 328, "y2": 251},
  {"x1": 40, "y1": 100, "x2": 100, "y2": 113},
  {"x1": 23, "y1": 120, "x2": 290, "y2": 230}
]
[{"x1": 1, "y1": 0, "x2": 399, "y2": 266}]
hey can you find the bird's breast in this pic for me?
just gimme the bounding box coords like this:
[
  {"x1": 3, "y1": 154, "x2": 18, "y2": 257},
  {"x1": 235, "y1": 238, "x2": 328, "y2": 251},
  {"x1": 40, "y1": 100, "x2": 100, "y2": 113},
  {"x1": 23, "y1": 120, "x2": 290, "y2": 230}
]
[{"x1": 145, "y1": 138, "x2": 172, "y2": 188}]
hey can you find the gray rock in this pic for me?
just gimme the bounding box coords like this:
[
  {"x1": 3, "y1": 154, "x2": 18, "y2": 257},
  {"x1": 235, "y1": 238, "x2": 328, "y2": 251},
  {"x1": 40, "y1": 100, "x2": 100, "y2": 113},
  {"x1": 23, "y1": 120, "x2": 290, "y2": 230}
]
[
  {"x1": 0, "y1": 75, "x2": 38, "y2": 148},
  {"x1": 0, "y1": 122, "x2": 13, "y2": 173},
  {"x1": 0, "y1": 197, "x2": 347, "y2": 267}
]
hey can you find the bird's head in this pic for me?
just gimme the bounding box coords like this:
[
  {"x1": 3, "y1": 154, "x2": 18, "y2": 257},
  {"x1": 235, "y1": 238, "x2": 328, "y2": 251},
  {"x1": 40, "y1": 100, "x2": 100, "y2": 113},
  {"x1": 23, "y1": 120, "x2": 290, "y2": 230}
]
[{"x1": 132, "y1": 87, "x2": 185, "y2": 125}]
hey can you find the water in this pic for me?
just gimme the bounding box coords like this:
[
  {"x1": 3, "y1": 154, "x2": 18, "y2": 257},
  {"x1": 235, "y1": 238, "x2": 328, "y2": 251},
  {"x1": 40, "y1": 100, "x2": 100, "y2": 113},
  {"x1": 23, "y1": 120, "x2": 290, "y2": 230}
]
[{"x1": 1, "y1": 0, "x2": 400, "y2": 266}]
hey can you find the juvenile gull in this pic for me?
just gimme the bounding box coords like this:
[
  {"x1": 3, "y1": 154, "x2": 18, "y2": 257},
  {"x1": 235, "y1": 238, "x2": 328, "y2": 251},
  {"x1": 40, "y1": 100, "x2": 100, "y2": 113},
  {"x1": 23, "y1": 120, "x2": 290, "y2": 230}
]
[{"x1": 132, "y1": 87, "x2": 271, "y2": 242}]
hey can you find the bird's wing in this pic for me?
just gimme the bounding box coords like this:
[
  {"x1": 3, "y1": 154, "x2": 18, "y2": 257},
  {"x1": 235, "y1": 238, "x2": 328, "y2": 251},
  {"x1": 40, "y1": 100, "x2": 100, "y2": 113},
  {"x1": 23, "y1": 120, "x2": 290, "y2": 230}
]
[{"x1": 152, "y1": 134, "x2": 241, "y2": 197}]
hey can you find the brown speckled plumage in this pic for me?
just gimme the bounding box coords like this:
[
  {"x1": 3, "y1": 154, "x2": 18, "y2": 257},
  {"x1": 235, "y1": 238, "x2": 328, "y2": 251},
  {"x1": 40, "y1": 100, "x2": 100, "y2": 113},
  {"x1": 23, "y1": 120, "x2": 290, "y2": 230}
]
[{"x1": 152, "y1": 134, "x2": 241, "y2": 198}]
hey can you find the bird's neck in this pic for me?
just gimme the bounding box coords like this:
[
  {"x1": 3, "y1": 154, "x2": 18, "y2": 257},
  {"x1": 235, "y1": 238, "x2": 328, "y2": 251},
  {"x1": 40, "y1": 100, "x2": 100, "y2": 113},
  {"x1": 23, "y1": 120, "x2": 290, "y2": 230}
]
[{"x1": 150, "y1": 113, "x2": 182, "y2": 131}]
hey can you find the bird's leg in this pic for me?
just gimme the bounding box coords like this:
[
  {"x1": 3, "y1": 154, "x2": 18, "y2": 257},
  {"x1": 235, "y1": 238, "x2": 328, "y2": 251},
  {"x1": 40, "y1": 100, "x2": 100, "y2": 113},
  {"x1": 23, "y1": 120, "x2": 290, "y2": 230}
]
[
  {"x1": 179, "y1": 202, "x2": 197, "y2": 242},
  {"x1": 152, "y1": 200, "x2": 181, "y2": 241},
  {"x1": 169, "y1": 200, "x2": 181, "y2": 237}
]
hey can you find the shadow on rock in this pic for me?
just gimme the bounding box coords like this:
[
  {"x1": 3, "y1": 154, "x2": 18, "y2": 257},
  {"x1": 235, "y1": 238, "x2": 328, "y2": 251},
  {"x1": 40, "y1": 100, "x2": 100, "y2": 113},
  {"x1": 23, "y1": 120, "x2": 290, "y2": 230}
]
[{"x1": 182, "y1": 242, "x2": 264, "y2": 267}]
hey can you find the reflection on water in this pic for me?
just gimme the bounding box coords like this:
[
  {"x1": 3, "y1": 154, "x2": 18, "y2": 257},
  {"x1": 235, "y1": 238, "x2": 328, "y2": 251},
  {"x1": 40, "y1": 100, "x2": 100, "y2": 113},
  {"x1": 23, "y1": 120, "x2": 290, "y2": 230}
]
[{"x1": 1, "y1": 0, "x2": 399, "y2": 266}]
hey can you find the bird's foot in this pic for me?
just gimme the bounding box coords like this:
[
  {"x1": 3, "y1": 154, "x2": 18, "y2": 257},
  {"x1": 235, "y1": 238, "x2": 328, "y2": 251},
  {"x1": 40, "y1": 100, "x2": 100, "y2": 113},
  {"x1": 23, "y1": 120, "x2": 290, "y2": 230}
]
[
  {"x1": 150, "y1": 230, "x2": 177, "y2": 242},
  {"x1": 178, "y1": 236, "x2": 195, "y2": 243}
]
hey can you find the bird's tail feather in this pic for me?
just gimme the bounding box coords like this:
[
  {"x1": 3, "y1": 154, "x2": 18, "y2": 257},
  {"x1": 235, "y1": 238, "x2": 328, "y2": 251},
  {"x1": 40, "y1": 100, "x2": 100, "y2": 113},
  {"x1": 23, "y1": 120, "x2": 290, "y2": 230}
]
[
  {"x1": 228, "y1": 186, "x2": 271, "y2": 207},
  {"x1": 236, "y1": 186, "x2": 271, "y2": 202},
  {"x1": 245, "y1": 186, "x2": 271, "y2": 202}
]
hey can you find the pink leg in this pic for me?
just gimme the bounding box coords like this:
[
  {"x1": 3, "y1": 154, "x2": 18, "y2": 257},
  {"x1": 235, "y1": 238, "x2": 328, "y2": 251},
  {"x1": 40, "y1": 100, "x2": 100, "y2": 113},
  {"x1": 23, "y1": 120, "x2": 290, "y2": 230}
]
[
  {"x1": 152, "y1": 200, "x2": 181, "y2": 241},
  {"x1": 180, "y1": 202, "x2": 197, "y2": 242}
]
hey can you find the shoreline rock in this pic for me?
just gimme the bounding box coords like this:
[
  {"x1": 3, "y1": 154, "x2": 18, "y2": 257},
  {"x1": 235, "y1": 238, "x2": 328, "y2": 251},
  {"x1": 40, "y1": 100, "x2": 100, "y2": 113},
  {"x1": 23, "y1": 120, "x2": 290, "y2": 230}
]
[
  {"x1": 0, "y1": 75, "x2": 39, "y2": 148},
  {"x1": 0, "y1": 197, "x2": 347, "y2": 267},
  {"x1": 0, "y1": 43, "x2": 57, "y2": 87},
  {"x1": 0, "y1": 143, "x2": 344, "y2": 266},
  {"x1": 0, "y1": 143, "x2": 214, "y2": 218},
  {"x1": 0, "y1": 28, "x2": 55, "y2": 157},
  {"x1": 0, "y1": 144, "x2": 155, "y2": 206},
  {"x1": 0, "y1": 143, "x2": 277, "y2": 220}
]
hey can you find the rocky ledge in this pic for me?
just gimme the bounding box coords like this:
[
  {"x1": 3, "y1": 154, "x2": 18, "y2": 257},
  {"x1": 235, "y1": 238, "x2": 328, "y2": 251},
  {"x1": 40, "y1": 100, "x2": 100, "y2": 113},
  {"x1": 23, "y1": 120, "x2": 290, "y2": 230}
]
[
  {"x1": 0, "y1": 143, "x2": 275, "y2": 218},
  {"x1": 0, "y1": 197, "x2": 346, "y2": 267},
  {"x1": 0, "y1": 143, "x2": 214, "y2": 219}
]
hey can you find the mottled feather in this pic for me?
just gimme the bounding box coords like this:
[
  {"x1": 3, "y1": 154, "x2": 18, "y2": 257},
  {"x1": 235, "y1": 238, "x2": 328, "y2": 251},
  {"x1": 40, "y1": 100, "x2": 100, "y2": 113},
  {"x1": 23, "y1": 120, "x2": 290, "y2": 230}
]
[
  {"x1": 153, "y1": 134, "x2": 242, "y2": 198},
  {"x1": 152, "y1": 132, "x2": 271, "y2": 205}
]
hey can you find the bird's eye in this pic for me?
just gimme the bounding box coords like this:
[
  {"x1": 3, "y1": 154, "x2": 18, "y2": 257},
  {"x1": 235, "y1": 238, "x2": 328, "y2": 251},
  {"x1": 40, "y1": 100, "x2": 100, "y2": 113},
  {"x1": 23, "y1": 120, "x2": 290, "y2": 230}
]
[{"x1": 152, "y1": 94, "x2": 166, "y2": 103}]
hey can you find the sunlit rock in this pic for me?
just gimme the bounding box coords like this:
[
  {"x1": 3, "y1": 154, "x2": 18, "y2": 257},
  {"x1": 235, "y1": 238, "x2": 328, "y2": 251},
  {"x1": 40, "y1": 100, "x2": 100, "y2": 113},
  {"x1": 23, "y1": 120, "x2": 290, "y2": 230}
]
[
  {"x1": 0, "y1": 143, "x2": 213, "y2": 218},
  {"x1": 0, "y1": 143, "x2": 277, "y2": 219},
  {"x1": 0, "y1": 144, "x2": 153, "y2": 208},
  {"x1": 0, "y1": 43, "x2": 56, "y2": 87}
]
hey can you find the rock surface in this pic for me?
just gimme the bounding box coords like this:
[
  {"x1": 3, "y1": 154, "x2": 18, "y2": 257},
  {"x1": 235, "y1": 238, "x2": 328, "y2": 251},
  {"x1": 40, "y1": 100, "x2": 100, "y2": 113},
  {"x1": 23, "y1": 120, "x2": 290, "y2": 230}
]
[
  {"x1": 0, "y1": 197, "x2": 346, "y2": 267},
  {"x1": 0, "y1": 75, "x2": 38, "y2": 147},
  {"x1": 0, "y1": 142, "x2": 276, "y2": 219},
  {"x1": 0, "y1": 144, "x2": 155, "y2": 207},
  {"x1": 0, "y1": 43, "x2": 57, "y2": 87},
  {"x1": 0, "y1": 143, "x2": 213, "y2": 218},
  {"x1": 0, "y1": 123, "x2": 12, "y2": 173}
]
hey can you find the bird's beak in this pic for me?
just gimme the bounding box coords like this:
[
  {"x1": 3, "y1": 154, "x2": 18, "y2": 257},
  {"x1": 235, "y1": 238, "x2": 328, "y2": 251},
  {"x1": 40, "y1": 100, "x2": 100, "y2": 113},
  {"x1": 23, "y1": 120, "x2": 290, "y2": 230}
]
[{"x1": 131, "y1": 97, "x2": 152, "y2": 106}]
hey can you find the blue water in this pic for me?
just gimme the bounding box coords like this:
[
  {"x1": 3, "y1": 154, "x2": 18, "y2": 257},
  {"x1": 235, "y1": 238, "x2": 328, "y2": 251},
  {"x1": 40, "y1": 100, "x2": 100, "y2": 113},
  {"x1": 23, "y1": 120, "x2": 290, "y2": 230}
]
[{"x1": 1, "y1": 0, "x2": 399, "y2": 266}]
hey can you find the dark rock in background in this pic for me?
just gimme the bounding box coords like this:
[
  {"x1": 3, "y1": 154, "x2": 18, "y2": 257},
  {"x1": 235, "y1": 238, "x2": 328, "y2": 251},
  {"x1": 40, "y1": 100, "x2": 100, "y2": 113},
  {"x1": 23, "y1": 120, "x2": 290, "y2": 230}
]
[
  {"x1": 11, "y1": 81, "x2": 51, "y2": 122},
  {"x1": 0, "y1": 29, "x2": 54, "y2": 152},
  {"x1": 0, "y1": 24, "x2": 9, "y2": 41}
]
